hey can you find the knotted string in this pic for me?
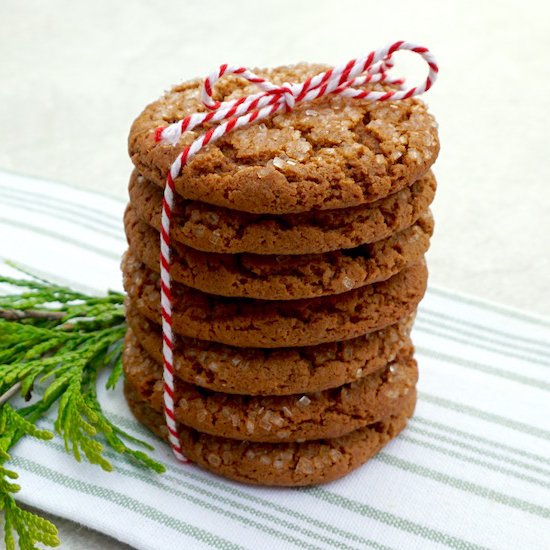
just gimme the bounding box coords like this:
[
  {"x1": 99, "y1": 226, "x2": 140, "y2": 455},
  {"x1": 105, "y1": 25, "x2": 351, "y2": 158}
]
[{"x1": 153, "y1": 40, "x2": 438, "y2": 462}]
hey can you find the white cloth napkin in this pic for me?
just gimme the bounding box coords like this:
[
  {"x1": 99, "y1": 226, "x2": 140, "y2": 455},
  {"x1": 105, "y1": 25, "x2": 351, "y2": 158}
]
[{"x1": 1, "y1": 169, "x2": 549, "y2": 550}]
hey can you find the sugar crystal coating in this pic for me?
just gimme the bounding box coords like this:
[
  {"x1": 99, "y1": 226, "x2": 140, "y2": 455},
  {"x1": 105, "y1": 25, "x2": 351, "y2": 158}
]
[
  {"x1": 123, "y1": 330, "x2": 419, "y2": 443},
  {"x1": 129, "y1": 63, "x2": 439, "y2": 214},
  {"x1": 297, "y1": 396, "x2": 311, "y2": 408}
]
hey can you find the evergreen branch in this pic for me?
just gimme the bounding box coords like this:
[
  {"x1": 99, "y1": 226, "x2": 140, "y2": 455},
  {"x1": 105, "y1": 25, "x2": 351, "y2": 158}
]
[
  {"x1": 0, "y1": 269, "x2": 164, "y2": 549},
  {"x1": 0, "y1": 405, "x2": 59, "y2": 550},
  {"x1": 0, "y1": 310, "x2": 65, "y2": 322}
]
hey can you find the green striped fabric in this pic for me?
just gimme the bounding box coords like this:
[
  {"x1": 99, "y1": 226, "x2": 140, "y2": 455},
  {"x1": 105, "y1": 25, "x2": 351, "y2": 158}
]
[{"x1": 1, "y1": 169, "x2": 549, "y2": 550}]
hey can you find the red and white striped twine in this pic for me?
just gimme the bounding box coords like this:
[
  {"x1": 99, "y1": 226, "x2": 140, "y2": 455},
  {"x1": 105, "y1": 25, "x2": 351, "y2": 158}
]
[{"x1": 154, "y1": 41, "x2": 438, "y2": 462}]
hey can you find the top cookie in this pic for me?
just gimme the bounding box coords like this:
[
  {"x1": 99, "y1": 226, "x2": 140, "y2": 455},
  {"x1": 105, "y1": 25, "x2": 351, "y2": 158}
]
[{"x1": 129, "y1": 64, "x2": 439, "y2": 214}]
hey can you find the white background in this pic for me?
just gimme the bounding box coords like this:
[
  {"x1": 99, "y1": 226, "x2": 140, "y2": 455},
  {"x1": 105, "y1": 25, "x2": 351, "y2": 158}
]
[{"x1": 1, "y1": 0, "x2": 549, "y2": 547}]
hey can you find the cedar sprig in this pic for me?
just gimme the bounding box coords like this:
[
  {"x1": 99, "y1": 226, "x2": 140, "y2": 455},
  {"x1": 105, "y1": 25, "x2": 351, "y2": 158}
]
[
  {"x1": 0, "y1": 269, "x2": 164, "y2": 549},
  {"x1": 0, "y1": 404, "x2": 59, "y2": 550}
]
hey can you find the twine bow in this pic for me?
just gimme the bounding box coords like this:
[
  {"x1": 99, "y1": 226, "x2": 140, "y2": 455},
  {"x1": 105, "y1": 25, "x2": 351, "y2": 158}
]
[{"x1": 153, "y1": 41, "x2": 439, "y2": 462}]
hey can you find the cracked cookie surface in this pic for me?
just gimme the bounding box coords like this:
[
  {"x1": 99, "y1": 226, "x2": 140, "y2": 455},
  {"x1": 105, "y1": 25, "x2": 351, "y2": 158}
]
[
  {"x1": 129, "y1": 63, "x2": 439, "y2": 214},
  {"x1": 123, "y1": 331, "x2": 418, "y2": 442},
  {"x1": 126, "y1": 302, "x2": 414, "y2": 395},
  {"x1": 128, "y1": 169, "x2": 436, "y2": 255},
  {"x1": 125, "y1": 382, "x2": 416, "y2": 486},
  {"x1": 122, "y1": 251, "x2": 427, "y2": 347},
  {"x1": 125, "y1": 204, "x2": 433, "y2": 300}
]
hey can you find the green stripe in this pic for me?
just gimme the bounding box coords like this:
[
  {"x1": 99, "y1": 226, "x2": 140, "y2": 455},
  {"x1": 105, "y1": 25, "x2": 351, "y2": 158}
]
[
  {"x1": 418, "y1": 314, "x2": 550, "y2": 363},
  {"x1": 419, "y1": 392, "x2": 550, "y2": 441},
  {"x1": 0, "y1": 185, "x2": 122, "y2": 229},
  {"x1": 421, "y1": 308, "x2": 550, "y2": 353},
  {"x1": 412, "y1": 416, "x2": 550, "y2": 467},
  {"x1": 376, "y1": 453, "x2": 550, "y2": 519},
  {"x1": 102, "y1": 411, "x2": 481, "y2": 550},
  {"x1": 416, "y1": 345, "x2": 550, "y2": 391},
  {"x1": 35, "y1": 424, "x2": 384, "y2": 550},
  {"x1": 11, "y1": 455, "x2": 243, "y2": 550},
  {"x1": 26, "y1": 440, "x2": 335, "y2": 550},
  {"x1": 400, "y1": 433, "x2": 550, "y2": 488},
  {"x1": 0, "y1": 167, "x2": 126, "y2": 205},
  {"x1": 48, "y1": 441, "x2": 354, "y2": 550},
  {"x1": 110, "y1": 452, "x2": 379, "y2": 550},
  {"x1": 0, "y1": 194, "x2": 123, "y2": 241},
  {"x1": 416, "y1": 321, "x2": 550, "y2": 368},
  {"x1": 428, "y1": 287, "x2": 550, "y2": 328},
  {"x1": 153, "y1": 456, "x2": 386, "y2": 549},
  {"x1": 305, "y1": 487, "x2": 486, "y2": 550},
  {"x1": 408, "y1": 424, "x2": 550, "y2": 477},
  {"x1": 36, "y1": 414, "x2": 388, "y2": 550},
  {"x1": 0, "y1": 218, "x2": 121, "y2": 260},
  {"x1": 156, "y1": 472, "x2": 386, "y2": 550}
]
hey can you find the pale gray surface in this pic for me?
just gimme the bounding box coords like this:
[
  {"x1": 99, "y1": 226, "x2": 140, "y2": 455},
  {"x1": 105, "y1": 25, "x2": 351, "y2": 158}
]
[{"x1": 1, "y1": 0, "x2": 549, "y2": 548}]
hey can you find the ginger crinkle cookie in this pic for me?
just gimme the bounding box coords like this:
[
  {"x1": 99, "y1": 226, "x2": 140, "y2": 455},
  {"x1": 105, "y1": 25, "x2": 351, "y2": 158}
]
[
  {"x1": 122, "y1": 58, "x2": 439, "y2": 485},
  {"x1": 128, "y1": 63, "x2": 439, "y2": 214},
  {"x1": 126, "y1": 383, "x2": 417, "y2": 486},
  {"x1": 123, "y1": 330, "x2": 418, "y2": 442},
  {"x1": 122, "y1": 251, "x2": 428, "y2": 348},
  {"x1": 126, "y1": 304, "x2": 415, "y2": 395},
  {"x1": 128, "y1": 169, "x2": 436, "y2": 255},
  {"x1": 125, "y1": 204, "x2": 433, "y2": 300}
]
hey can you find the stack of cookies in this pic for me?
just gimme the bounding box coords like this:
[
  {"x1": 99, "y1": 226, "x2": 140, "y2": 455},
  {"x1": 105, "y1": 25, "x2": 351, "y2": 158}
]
[{"x1": 121, "y1": 64, "x2": 439, "y2": 486}]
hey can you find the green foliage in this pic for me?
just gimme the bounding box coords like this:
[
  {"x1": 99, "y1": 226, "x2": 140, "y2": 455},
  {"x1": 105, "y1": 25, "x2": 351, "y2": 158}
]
[
  {"x1": 0, "y1": 405, "x2": 59, "y2": 550},
  {"x1": 0, "y1": 270, "x2": 164, "y2": 549}
]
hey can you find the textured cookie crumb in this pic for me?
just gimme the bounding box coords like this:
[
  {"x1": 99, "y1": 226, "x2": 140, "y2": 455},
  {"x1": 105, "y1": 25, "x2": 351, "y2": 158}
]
[
  {"x1": 128, "y1": 63, "x2": 439, "y2": 214},
  {"x1": 125, "y1": 203, "x2": 434, "y2": 300},
  {"x1": 125, "y1": 382, "x2": 416, "y2": 486},
  {"x1": 128, "y1": 169, "x2": 436, "y2": 255},
  {"x1": 126, "y1": 302, "x2": 414, "y2": 395},
  {"x1": 123, "y1": 330, "x2": 418, "y2": 442},
  {"x1": 122, "y1": 251, "x2": 428, "y2": 347}
]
